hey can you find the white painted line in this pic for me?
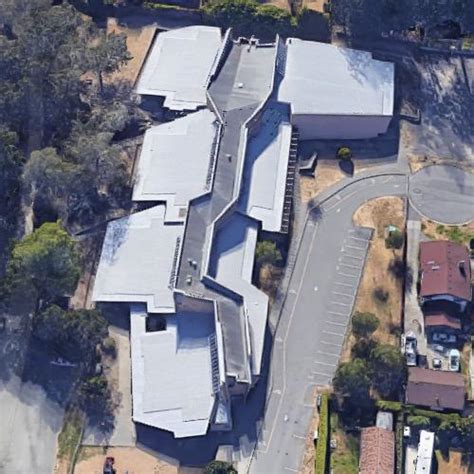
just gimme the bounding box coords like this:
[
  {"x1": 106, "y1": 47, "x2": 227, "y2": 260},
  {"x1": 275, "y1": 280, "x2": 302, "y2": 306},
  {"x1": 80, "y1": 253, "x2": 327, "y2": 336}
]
[
  {"x1": 304, "y1": 403, "x2": 316, "y2": 408},
  {"x1": 284, "y1": 467, "x2": 298, "y2": 473},
  {"x1": 292, "y1": 434, "x2": 306, "y2": 440},
  {"x1": 317, "y1": 350, "x2": 340, "y2": 357},
  {"x1": 325, "y1": 320, "x2": 347, "y2": 327},
  {"x1": 333, "y1": 281, "x2": 354, "y2": 288},
  {"x1": 344, "y1": 243, "x2": 366, "y2": 251},
  {"x1": 339, "y1": 262, "x2": 359, "y2": 270},
  {"x1": 321, "y1": 340, "x2": 341, "y2": 348},
  {"x1": 323, "y1": 330, "x2": 345, "y2": 338},
  {"x1": 332, "y1": 290, "x2": 355, "y2": 298},
  {"x1": 342, "y1": 253, "x2": 363, "y2": 261},
  {"x1": 327, "y1": 310, "x2": 347, "y2": 316},
  {"x1": 331, "y1": 301, "x2": 350, "y2": 307},
  {"x1": 314, "y1": 360, "x2": 337, "y2": 367},
  {"x1": 337, "y1": 271, "x2": 357, "y2": 278},
  {"x1": 312, "y1": 370, "x2": 332, "y2": 377}
]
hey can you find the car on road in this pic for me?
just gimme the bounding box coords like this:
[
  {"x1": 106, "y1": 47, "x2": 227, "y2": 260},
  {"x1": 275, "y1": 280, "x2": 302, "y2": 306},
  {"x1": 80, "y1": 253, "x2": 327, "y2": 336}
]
[
  {"x1": 448, "y1": 349, "x2": 460, "y2": 372},
  {"x1": 432, "y1": 358, "x2": 442, "y2": 370},
  {"x1": 433, "y1": 333, "x2": 456, "y2": 344}
]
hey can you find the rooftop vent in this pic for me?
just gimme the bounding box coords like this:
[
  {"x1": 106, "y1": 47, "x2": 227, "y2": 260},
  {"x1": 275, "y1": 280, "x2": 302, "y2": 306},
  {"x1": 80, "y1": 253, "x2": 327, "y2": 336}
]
[{"x1": 431, "y1": 265, "x2": 440, "y2": 270}]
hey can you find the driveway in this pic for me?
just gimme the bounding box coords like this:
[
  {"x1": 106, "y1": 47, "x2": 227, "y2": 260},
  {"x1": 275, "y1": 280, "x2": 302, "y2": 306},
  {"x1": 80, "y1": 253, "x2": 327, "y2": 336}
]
[{"x1": 248, "y1": 173, "x2": 407, "y2": 473}]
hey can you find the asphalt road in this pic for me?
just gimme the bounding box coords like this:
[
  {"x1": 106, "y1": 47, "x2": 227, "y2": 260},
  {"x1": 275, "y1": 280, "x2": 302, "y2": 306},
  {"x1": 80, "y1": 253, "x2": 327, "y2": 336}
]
[
  {"x1": 409, "y1": 164, "x2": 474, "y2": 225},
  {"x1": 248, "y1": 174, "x2": 408, "y2": 474}
]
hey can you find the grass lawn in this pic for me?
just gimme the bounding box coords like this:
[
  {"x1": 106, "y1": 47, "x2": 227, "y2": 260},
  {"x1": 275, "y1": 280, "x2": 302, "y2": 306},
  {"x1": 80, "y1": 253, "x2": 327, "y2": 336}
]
[
  {"x1": 330, "y1": 413, "x2": 360, "y2": 474},
  {"x1": 56, "y1": 406, "x2": 85, "y2": 473}
]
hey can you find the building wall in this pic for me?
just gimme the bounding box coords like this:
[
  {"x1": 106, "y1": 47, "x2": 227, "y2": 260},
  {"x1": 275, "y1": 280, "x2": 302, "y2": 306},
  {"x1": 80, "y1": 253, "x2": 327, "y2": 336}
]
[{"x1": 292, "y1": 114, "x2": 392, "y2": 140}]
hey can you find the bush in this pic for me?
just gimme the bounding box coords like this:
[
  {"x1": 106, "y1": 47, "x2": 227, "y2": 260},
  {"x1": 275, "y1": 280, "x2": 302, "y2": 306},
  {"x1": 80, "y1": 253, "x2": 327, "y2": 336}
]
[
  {"x1": 407, "y1": 415, "x2": 431, "y2": 429},
  {"x1": 203, "y1": 460, "x2": 237, "y2": 474},
  {"x1": 375, "y1": 400, "x2": 403, "y2": 412},
  {"x1": 352, "y1": 311, "x2": 379, "y2": 338},
  {"x1": 351, "y1": 338, "x2": 377, "y2": 359},
  {"x1": 373, "y1": 286, "x2": 389, "y2": 303},
  {"x1": 102, "y1": 336, "x2": 116, "y2": 357},
  {"x1": 315, "y1": 393, "x2": 329, "y2": 474},
  {"x1": 385, "y1": 230, "x2": 404, "y2": 249},
  {"x1": 255, "y1": 240, "x2": 282, "y2": 266},
  {"x1": 337, "y1": 146, "x2": 352, "y2": 161}
]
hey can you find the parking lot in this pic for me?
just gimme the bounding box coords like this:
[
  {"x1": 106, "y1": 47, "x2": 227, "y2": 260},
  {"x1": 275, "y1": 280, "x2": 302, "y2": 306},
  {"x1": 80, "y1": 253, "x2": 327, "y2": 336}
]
[{"x1": 311, "y1": 227, "x2": 373, "y2": 385}]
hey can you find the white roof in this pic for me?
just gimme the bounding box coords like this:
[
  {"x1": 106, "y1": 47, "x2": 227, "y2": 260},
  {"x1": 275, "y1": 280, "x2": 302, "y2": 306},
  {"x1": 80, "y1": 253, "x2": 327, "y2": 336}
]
[
  {"x1": 415, "y1": 430, "x2": 434, "y2": 474},
  {"x1": 210, "y1": 214, "x2": 268, "y2": 376},
  {"x1": 136, "y1": 26, "x2": 223, "y2": 111},
  {"x1": 239, "y1": 104, "x2": 291, "y2": 232},
  {"x1": 132, "y1": 110, "x2": 218, "y2": 217},
  {"x1": 130, "y1": 305, "x2": 217, "y2": 438},
  {"x1": 92, "y1": 206, "x2": 183, "y2": 313},
  {"x1": 278, "y1": 39, "x2": 394, "y2": 116}
]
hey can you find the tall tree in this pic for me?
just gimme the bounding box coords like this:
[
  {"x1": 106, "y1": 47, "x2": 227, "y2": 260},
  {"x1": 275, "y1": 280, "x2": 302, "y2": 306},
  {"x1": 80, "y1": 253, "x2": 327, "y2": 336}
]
[
  {"x1": 6, "y1": 221, "x2": 80, "y2": 305},
  {"x1": 370, "y1": 343, "x2": 406, "y2": 399}
]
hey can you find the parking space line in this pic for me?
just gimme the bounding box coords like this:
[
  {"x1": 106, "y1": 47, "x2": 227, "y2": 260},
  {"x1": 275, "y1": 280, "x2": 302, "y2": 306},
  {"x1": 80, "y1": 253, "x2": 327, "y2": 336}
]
[
  {"x1": 312, "y1": 370, "x2": 332, "y2": 377},
  {"x1": 339, "y1": 262, "x2": 359, "y2": 269},
  {"x1": 337, "y1": 271, "x2": 357, "y2": 278},
  {"x1": 341, "y1": 253, "x2": 363, "y2": 261},
  {"x1": 332, "y1": 290, "x2": 354, "y2": 298},
  {"x1": 327, "y1": 310, "x2": 347, "y2": 316},
  {"x1": 314, "y1": 360, "x2": 336, "y2": 367},
  {"x1": 321, "y1": 340, "x2": 341, "y2": 348},
  {"x1": 317, "y1": 350, "x2": 340, "y2": 357},
  {"x1": 331, "y1": 301, "x2": 350, "y2": 307},
  {"x1": 325, "y1": 320, "x2": 346, "y2": 327},
  {"x1": 284, "y1": 467, "x2": 298, "y2": 473},
  {"x1": 333, "y1": 281, "x2": 354, "y2": 288},
  {"x1": 344, "y1": 243, "x2": 366, "y2": 251},
  {"x1": 323, "y1": 330, "x2": 345, "y2": 337}
]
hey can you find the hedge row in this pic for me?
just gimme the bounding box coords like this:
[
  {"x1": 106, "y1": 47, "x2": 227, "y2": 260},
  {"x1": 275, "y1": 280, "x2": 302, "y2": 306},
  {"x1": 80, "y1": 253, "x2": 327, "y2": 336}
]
[{"x1": 315, "y1": 394, "x2": 329, "y2": 474}]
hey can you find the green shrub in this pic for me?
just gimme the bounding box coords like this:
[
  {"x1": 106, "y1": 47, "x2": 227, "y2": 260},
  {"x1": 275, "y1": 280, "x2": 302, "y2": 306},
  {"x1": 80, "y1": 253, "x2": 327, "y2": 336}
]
[
  {"x1": 375, "y1": 400, "x2": 403, "y2": 412},
  {"x1": 315, "y1": 393, "x2": 329, "y2": 474},
  {"x1": 352, "y1": 311, "x2": 379, "y2": 338},
  {"x1": 102, "y1": 336, "x2": 116, "y2": 357},
  {"x1": 385, "y1": 230, "x2": 404, "y2": 249},
  {"x1": 337, "y1": 146, "x2": 352, "y2": 161},
  {"x1": 407, "y1": 415, "x2": 431, "y2": 429}
]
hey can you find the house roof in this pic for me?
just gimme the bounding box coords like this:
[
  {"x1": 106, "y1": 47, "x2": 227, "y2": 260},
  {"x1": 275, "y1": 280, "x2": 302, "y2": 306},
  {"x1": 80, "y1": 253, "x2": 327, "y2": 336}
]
[
  {"x1": 136, "y1": 26, "x2": 223, "y2": 110},
  {"x1": 406, "y1": 368, "x2": 465, "y2": 411},
  {"x1": 130, "y1": 304, "x2": 220, "y2": 438},
  {"x1": 132, "y1": 109, "x2": 219, "y2": 218},
  {"x1": 419, "y1": 241, "x2": 471, "y2": 301},
  {"x1": 93, "y1": 206, "x2": 183, "y2": 313},
  {"x1": 359, "y1": 426, "x2": 395, "y2": 474},
  {"x1": 424, "y1": 312, "x2": 461, "y2": 330},
  {"x1": 278, "y1": 38, "x2": 394, "y2": 117}
]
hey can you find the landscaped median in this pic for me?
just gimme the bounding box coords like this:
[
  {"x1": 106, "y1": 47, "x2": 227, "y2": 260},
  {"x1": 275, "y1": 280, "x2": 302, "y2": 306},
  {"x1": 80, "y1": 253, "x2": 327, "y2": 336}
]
[{"x1": 315, "y1": 393, "x2": 329, "y2": 474}]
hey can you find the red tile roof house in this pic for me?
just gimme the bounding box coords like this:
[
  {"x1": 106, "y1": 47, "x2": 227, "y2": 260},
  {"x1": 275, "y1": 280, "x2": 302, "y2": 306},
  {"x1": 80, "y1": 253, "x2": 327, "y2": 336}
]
[
  {"x1": 406, "y1": 367, "x2": 465, "y2": 412},
  {"x1": 419, "y1": 241, "x2": 472, "y2": 312},
  {"x1": 359, "y1": 426, "x2": 395, "y2": 474}
]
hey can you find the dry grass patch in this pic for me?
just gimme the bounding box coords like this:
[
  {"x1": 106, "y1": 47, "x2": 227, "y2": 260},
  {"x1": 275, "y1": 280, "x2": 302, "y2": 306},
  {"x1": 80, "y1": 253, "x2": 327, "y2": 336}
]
[
  {"x1": 303, "y1": 0, "x2": 327, "y2": 13},
  {"x1": 300, "y1": 160, "x2": 346, "y2": 203},
  {"x1": 106, "y1": 18, "x2": 157, "y2": 85},
  {"x1": 341, "y1": 197, "x2": 406, "y2": 361},
  {"x1": 75, "y1": 446, "x2": 178, "y2": 474},
  {"x1": 436, "y1": 449, "x2": 471, "y2": 474},
  {"x1": 421, "y1": 219, "x2": 474, "y2": 245},
  {"x1": 258, "y1": 263, "x2": 284, "y2": 302}
]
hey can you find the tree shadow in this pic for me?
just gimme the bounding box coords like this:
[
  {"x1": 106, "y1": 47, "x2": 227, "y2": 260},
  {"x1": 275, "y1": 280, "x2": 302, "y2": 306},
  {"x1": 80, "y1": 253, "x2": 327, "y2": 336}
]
[{"x1": 338, "y1": 159, "x2": 354, "y2": 176}]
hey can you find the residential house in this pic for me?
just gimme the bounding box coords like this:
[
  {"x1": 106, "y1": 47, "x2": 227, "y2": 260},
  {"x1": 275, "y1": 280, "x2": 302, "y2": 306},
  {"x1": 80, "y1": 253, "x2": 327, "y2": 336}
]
[{"x1": 359, "y1": 426, "x2": 395, "y2": 474}]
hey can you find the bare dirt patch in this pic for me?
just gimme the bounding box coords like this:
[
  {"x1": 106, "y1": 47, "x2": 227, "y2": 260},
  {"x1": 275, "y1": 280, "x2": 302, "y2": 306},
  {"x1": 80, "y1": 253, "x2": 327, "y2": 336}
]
[
  {"x1": 436, "y1": 449, "x2": 471, "y2": 474},
  {"x1": 106, "y1": 18, "x2": 157, "y2": 85},
  {"x1": 341, "y1": 197, "x2": 406, "y2": 360},
  {"x1": 299, "y1": 160, "x2": 346, "y2": 203},
  {"x1": 258, "y1": 0, "x2": 291, "y2": 11},
  {"x1": 75, "y1": 446, "x2": 178, "y2": 474},
  {"x1": 303, "y1": 0, "x2": 327, "y2": 13}
]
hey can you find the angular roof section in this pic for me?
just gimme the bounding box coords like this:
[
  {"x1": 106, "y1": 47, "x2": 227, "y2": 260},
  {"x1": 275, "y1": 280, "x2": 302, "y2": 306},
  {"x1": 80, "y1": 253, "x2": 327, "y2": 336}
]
[
  {"x1": 130, "y1": 304, "x2": 219, "y2": 438},
  {"x1": 239, "y1": 102, "x2": 292, "y2": 232},
  {"x1": 419, "y1": 240, "x2": 471, "y2": 301},
  {"x1": 136, "y1": 26, "x2": 223, "y2": 110},
  {"x1": 406, "y1": 367, "x2": 465, "y2": 410},
  {"x1": 278, "y1": 38, "x2": 394, "y2": 117},
  {"x1": 359, "y1": 426, "x2": 395, "y2": 474},
  {"x1": 93, "y1": 206, "x2": 183, "y2": 313},
  {"x1": 424, "y1": 312, "x2": 461, "y2": 330},
  {"x1": 133, "y1": 110, "x2": 219, "y2": 217}
]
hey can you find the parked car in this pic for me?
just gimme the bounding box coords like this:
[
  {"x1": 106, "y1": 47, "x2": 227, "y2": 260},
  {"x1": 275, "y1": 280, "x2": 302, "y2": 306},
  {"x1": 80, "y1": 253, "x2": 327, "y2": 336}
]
[
  {"x1": 313, "y1": 429, "x2": 319, "y2": 442},
  {"x1": 448, "y1": 349, "x2": 460, "y2": 372},
  {"x1": 405, "y1": 333, "x2": 417, "y2": 366},
  {"x1": 403, "y1": 426, "x2": 411, "y2": 438},
  {"x1": 433, "y1": 333, "x2": 457, "y2": 344},
  {"x1": 432, "y1": 358, "x2": 442, "y2": 370}
]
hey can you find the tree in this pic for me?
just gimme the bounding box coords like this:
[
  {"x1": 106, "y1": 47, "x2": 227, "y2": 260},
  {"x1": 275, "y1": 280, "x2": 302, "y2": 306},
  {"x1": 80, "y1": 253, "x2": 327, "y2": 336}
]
[
  {"x1": 203, "y1": 461, "x2": 237, "y2": 474},
  {"x1": 333, "y1": 359, "x2": 371, "y2": 401},
  {"x1": 35, "y1": 304, "x2": 108, "y2": 364},
  {"x1": 369, "y1": 343, "x2": 406, "y2": 398},
  {"x1": 336, "y1": 146, "x2": 352, "y2": 161},
  {"x1": 255, "y1": 241, "x2": 282, "y2": 266},
  {"x1": 385, "y1": 230, "x2": 404, "y2": 249},
  {"x1": 6, "y1": 222, "x2": 80, "y2": 304},
  {"x1": 351, "y1": 311, "x2": 379, "y2": 338},
  {"x1": 86, "y1": 30, "x2": 131, "y2": 93}
]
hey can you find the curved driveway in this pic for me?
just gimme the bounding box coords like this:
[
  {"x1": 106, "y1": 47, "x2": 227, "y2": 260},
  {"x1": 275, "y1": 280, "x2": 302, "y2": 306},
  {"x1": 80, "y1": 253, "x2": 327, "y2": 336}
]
[
  {"x1": 409, "y1": 165, "x2": 474, "y2": 225},
  {"x1": 248, "y1": 173, "x2": 408, "y2": 474}
]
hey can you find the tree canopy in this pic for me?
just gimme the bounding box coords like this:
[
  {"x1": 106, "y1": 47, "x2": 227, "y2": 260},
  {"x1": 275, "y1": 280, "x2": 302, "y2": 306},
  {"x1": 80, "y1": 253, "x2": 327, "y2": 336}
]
[
  {"x1": 333, "y1": 358, "x2": 371, "y2": 401},
  {"x1": 369, "y1": 343, "x2": 406, "y2": 398},
  {"x1": 6, "y1": 221, "x2": 80, "y2": 303},
  {"x1": 351, "y1": 311, "x2": 380, "y2": 338},
  {"x1": 255, "y1": 240, "x2": 282, "y2": 266}
]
